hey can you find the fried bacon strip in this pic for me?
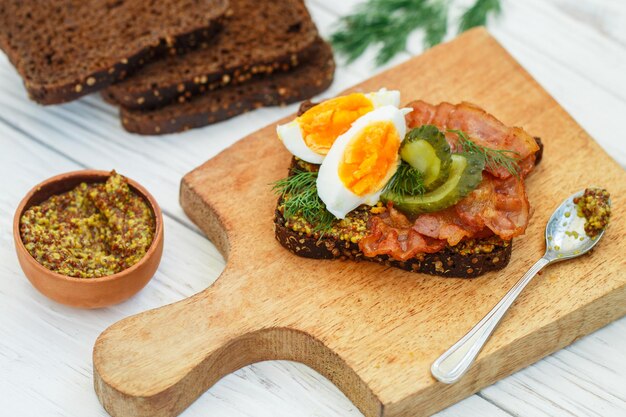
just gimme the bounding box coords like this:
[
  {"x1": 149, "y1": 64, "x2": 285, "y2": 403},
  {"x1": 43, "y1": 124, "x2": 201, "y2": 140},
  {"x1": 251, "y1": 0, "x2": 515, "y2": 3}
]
[
  {"x1": 455, "y1": 173, "x2": 530, "y2": 240},
  {"x1": 412, "y1": 208, "x2": 483, "y2": 246},
  {"x1": 359, "y1": 101, "x2": 536, "y2": 261},
  {"x1": 359, "y1": 205, "x2": 446, "y2": 261},
  {"x1": 406, "y1": 100, "x2": 539, "y2": 178}
]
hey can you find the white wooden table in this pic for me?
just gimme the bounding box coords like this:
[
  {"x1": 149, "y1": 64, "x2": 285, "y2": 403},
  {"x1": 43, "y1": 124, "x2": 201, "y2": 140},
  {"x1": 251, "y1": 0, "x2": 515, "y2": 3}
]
[{"x1": 1, "y1": 0, "x2": 625, "y2": 416}]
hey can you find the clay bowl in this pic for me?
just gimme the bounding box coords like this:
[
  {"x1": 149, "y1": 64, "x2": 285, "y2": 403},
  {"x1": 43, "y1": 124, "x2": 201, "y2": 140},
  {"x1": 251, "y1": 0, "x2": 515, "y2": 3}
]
[{"x1": 13, "y1": 170, "x2": 164, "y2": 308}]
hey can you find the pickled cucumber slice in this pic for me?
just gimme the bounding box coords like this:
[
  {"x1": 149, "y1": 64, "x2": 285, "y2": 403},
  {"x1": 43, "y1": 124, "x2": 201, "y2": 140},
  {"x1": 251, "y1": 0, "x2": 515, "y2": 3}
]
[
  {"x1": 400, "y1": 125, "x2": 452, "y2": 191},
  {"x1": 382, "y1": 153, "x2": 484, "y2": 215}
]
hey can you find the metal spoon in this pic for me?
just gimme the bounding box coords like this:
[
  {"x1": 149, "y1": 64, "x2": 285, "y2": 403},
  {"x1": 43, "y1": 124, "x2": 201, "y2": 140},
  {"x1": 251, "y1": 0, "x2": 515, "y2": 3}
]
[{"x1": 431, "y1": 189, "x2": 610, "y2": 384}]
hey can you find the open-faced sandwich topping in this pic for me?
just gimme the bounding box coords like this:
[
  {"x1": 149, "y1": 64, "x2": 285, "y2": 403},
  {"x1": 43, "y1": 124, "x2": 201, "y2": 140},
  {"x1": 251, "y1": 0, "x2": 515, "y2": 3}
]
[
  {"x1": 406, "y1": 100, "x2": 539, "y2": 178},
  {"x1": 381, "y1": 126, "x2": 487, "y2": 215},
  {"x1": 317, "y1": 105, "x2": 411, "y2": 219},
  {"x1": 273, "y1": 91, "x2": 541, "y2": 276}
]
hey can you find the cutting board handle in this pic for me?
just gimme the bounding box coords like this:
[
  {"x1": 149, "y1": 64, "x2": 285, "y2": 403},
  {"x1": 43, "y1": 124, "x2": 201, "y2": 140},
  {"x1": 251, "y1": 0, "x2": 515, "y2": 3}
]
[
  {"x1": 93, "y1": 267, "x2": 380, "y2": 417},
  {"x1": 93, "y1": 268, "x2": 262, "y2": 416}
]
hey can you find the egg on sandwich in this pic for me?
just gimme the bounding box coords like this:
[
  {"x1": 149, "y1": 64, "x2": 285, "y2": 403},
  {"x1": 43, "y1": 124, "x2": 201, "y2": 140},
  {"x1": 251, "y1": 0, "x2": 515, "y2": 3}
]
[
  {"x1": 317, "y1": 105, "x2": 412, "y2": 219},
  {"x1": 277, "y1": 89, "x2": 400, "y2": 164}
]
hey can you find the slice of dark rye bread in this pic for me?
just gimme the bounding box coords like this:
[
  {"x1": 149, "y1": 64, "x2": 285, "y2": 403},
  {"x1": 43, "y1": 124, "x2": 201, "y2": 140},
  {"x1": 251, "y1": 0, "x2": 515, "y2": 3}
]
[
  {"x1": 274, "y1": 210, "x2": 512, "y2": 278},
  {"x1": 113, "y1": 38, "x2": 335, "y2": 135},
  {"x1": 103, "y1": 0, "x2": 319, "y2": 110},
  {"x1": 274, "y1": 126, "x2": 544, "y2": 278},
  {"x1": 0, "y1": 0, "x2": 228, "y2": 104}
]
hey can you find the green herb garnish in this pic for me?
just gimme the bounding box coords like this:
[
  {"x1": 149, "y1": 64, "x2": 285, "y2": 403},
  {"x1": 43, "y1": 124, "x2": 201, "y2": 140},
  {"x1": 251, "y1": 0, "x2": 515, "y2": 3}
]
[
  {"x1": 459, "y1": 0, "x2": 501, "y2": 32},
  {"x1": 330, "y1": 0, "x2": 447, "y2": 65},
  {"x1": 383, "y1": 161, "x2": 426, "y2": 200},
  {"x1": 450, "y1": 129, "x2": 521, "y2": 178},
  {"x1": 272, "y1": 169, "x2": 335, "y2": 233},
  {"x1": 330, "y1": 0, "x2": 501, "y2": 65}
]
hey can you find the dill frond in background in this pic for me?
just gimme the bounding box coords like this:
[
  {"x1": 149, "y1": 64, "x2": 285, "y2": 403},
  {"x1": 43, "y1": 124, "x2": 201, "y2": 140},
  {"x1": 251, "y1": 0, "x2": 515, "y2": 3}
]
[
  {"x1": 459, "y1": 0, "x2": 501, "y2": 32},
  {"x1": 331, "y1": 0, "x2": 501, "y2": 65},
  {"x1": 330, "y1": 0, "x2": 448, "y2": 65}
]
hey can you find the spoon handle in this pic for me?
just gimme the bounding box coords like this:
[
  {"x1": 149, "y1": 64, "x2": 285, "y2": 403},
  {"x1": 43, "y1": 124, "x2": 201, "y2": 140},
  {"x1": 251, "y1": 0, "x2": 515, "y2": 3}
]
[{"x1": 431, "y1": 256, "x2": 551, "y2": 384}]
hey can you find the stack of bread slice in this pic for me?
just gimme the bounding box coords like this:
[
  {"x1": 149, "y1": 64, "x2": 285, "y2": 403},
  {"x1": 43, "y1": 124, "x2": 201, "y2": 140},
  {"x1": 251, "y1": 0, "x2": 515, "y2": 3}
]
[
  {"x1": 0, "y1": 0, "x2": 334, "y2": 135},
  {"x1": 0, "y1": 0, "x2": 229, "y2": 104},
  {"x1": 104, "y1": 0, "x2": 335, "y2": 134}
]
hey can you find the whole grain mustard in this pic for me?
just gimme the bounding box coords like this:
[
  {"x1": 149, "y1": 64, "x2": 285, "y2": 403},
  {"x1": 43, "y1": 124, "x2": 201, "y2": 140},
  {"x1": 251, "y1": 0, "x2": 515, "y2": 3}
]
[
  {"x1": 20, "y1": 172, "x2": 155, "y2": 278},
  {"x1": 573, "y1": 188, "x2": 611, "y2": 238}
]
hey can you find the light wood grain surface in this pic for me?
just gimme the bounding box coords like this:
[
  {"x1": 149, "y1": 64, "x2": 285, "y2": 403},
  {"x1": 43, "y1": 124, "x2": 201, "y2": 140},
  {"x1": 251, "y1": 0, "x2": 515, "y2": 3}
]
[{"x1": 1, "y1": 1, "x2": 625, "y2": 416}]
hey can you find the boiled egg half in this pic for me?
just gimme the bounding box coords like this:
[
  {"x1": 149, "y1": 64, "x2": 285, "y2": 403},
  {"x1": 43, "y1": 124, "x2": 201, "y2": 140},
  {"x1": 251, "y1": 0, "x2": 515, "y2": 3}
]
[
  {"x1": 277, "y1": 89, "x2": 400, "y2": 164},
  {"x1": 317, "y1": 105, "x2": 412, "y2": 219}
]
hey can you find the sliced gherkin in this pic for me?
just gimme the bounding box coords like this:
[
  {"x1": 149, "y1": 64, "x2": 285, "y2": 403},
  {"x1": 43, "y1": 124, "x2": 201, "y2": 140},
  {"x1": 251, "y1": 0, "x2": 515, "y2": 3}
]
[
  {"x1": 382, "y1": 153, "x2": 484, "y2": 215},
  {"x1": 400, "y1": 125, "x2": 452, "y2": 192}
]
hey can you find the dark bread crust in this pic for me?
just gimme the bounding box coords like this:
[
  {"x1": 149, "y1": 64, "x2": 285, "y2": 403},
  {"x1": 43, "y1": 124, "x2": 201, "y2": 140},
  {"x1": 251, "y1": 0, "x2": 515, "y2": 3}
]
[
  {"x1": 104, "y1": 0, "x2": 319, "y2": 110},
  {"x1": 0, "y1": 0, "x2": 228, "y2": 104},
  {"x1": 116, "y1": 39, "x2": 335, "y2": 135},
  {"x1": 274, "y1": 209, "x2": 512, "y2": 278}
]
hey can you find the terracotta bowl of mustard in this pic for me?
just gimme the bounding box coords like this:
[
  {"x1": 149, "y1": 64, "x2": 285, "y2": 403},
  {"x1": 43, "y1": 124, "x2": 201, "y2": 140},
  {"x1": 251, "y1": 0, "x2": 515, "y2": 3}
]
[{"x1": 13, "y1": 170, "x2": 164, "y2": 309}]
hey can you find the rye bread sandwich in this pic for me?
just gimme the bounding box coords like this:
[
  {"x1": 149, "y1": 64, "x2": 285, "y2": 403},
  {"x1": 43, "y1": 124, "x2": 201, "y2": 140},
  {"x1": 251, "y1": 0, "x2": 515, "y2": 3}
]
[
  {"x1": 272, "y1": 91, "x2": 542, "y2": 278},
  {"x1": 103, "y1": 0, "x2": 320, "y2": 111},
  {"x1": 115, "y1": 38, "x2": 335, "y2": 135},
  {"x1": 0, "y1": 0, "x2": 228, "y2": 104}
]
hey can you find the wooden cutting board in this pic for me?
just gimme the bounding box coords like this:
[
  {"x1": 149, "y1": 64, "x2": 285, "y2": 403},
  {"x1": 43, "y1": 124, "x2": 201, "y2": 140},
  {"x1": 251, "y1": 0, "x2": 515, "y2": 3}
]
[{"x1": 93, "y1": 28, "x2": 626, "y2": 417}]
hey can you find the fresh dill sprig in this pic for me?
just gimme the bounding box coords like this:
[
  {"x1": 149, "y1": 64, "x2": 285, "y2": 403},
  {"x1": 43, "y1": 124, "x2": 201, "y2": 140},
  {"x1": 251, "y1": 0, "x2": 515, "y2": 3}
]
[
  {"x1": 459, "y1": 0, "x2": 501, "y2": 32},
  {"x1": 330, "y1": 0, "x2": 501, "y2": 65},
  {"x1": 449, "y1": 129, "x2": 521, "y2": 178},
  {"x1": 330, "y1": 0, "x2": 448, "y2": 65},
  {"x1": 271, "y1": 169, "x2": 336, "y2": 232},
  {"x1": 384, "y1": 161, "x2": 426, "y2": 199}
]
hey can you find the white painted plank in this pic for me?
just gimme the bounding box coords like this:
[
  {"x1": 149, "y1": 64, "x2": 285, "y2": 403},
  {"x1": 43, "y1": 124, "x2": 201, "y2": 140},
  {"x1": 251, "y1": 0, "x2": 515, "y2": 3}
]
[
  {"x1": 552, "y1": 0, "x2": 626, "y2": 47},
  {"x1": 481, "y1": 334, "x2": 626, "y2": 417},
  {"x1": 437, "y1": 395, "x2": 512, "y2": 417},
  {"x1": 488, "y1": 0, "x2": 626, "y2": 168},
  {"x1": 489, "y1": 31, "x2": 626, "y2": 167}
]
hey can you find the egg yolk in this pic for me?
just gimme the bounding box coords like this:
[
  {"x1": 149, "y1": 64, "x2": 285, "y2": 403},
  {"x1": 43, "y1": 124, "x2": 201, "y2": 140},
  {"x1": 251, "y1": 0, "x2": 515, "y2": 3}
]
[
  {"x1": 299, "y1": 93, "x2": 374, "y2": 155},
  {"x1": 338, "y1": 121, "x2": 401, "y2": 196}
]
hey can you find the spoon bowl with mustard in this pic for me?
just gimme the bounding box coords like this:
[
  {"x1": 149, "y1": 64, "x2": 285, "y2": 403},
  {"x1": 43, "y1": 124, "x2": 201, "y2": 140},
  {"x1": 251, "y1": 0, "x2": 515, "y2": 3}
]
[{"x1": 431, "y1": 187, "x2": 611, "y2": 384}]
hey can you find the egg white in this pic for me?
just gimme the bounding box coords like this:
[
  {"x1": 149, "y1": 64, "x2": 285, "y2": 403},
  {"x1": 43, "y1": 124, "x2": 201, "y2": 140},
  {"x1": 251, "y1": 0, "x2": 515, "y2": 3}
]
[
  {"x1": 276, "y1": 88, "x2": 401, "y2": 164},
  {"x1": 277, "y1": 120, "x2": 325, "y2": 164},
  {"x1": 364, "y1": 88, "x2": 400, "y2": 108},
  {"x1": 317, "y1": 105, "x2": 413, "y2": 219}
]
